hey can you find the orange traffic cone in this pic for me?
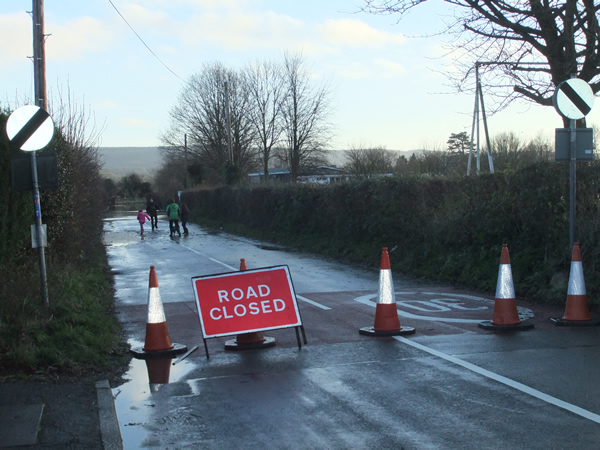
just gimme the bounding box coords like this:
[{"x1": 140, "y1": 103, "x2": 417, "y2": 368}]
[
  {"x1": 360, "y1": 247, "x2": 415, "y2": 336},
  {"x1": 225, "y1": 259, "x2": 276, "y2": 350},
  {"x1": 130, "y1": 266, "x2": 187, "y2": 358},
  {"x1": 551, "y1": 243, "x2": 600, "y2": 326},
  {"x1": 479, "y1": 244, "x2": 533, "y2": 331}
]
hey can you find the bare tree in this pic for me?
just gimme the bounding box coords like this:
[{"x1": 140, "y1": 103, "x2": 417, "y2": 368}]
[
  {"x1": 344, "y1": 145, "x2": 396, "y2": 178},
  {"x1": 243, "y1": 60, "x2": 286, "y2": 182},
  {"x1": 491, "y1": 132, "x2": 531, "y2": 171},
  {"x1": 363, "y1": 1, "x2": 600, "y2": 126},
  {"x1": 161, "y1": 62, "x2": 256, "y2": 185},
  {"x1": 522, "y1": 133, "x2": 553, "y2": 162},
  {"x1": 280, "y1": 53, "x2": 333, "y2": 182}
]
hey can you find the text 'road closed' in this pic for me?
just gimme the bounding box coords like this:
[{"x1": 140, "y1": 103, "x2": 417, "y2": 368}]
[{"x1": 192, "y1": 266, "x2": 302, "y2": 338}]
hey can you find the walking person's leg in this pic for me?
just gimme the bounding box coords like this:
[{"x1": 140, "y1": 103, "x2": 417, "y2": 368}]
[{"x1": 182, "y1": 219, "x2": 188, "y2": 235}]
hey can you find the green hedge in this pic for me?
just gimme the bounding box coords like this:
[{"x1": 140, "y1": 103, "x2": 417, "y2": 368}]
[
  {"x1": 184, "y1": 162, "x2": 600, "y2": 306},
  {"x1": 0, "y1": 112, "x2": 126, "y2": 375}
]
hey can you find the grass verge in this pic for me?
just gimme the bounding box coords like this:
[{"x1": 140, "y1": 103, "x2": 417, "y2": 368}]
[{"x1": 0, "y1": 249, "x2": 129, "y2": 382}]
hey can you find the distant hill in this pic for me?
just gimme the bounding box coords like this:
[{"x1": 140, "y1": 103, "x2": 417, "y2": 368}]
[
  {"x1": 99, "y1": 147, "x2": 162, "y2": 179},
  {"x1": 98, "y1": 147, "x2": 422, "y2": 180}
]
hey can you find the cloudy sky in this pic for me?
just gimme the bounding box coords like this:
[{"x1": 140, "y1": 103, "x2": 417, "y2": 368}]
[{"x1": 1, "y1": 0, "x2": 598, "y2": 152}]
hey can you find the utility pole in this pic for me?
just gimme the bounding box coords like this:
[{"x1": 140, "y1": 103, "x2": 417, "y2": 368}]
[
  {"x1": 184, "y1": 133, "x2": 188, "y2": 188},
  {"x1": 225, "y1": 81, "x2": 233, "y2": 164},
  {"x1": 33, "y1": 0, "x2": 47, "y2": 111},
  {"x1": 32, "y1": 0, "x2": 50, "y2": 309},
  {"x1": 468, "y1": 61, "x2": 547, "y2": 175}
]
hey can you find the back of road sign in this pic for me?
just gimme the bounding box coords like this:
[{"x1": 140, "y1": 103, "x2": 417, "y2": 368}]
[
  {"x1": 555, "y1": 128, "x2": 594, "y2": 162},
  {"x1": 11, "y1": 152, "x2": 59, "y2": 191}
]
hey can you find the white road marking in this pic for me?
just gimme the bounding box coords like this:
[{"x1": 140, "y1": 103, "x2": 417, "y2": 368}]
[
  {"x1": 179, "y1": 244, "x2": 237, "y2": 271},
  {"x1": 395, "y1": 336, "x2": 600, "y2": 425},
  {"x1": 297, "y1": 295, "x2": 331, "y2": 310},
  {"x1": 180, "y1": 244, "x2": 331, "y2": 310},
  {"x1": 354, "y1": 292, "x2": 533, "y2": 323}
]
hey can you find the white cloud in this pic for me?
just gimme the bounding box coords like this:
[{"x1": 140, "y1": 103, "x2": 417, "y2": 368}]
[
  {"x1": 120, "y1": 3, "x2": 170, "y2": 28},
  {"x1": 334, "y1": 62, "x2": 374, "y2": 79},
  {"x1": 0, "y1": 13, "x2": 32, "y2": 64},
  {"x1": 182, "y1": 10, "x2": 305, "y2": 51},
  {"x1": 93, "y1": 99, "x2": 120, "y2": 110},
  {"x1": 374, "y1": 58, "x2": 406, "y2": 77},
  {"x1": 46, "y1": 17, "x2": 116, "y2": 61},
  {"x1": 317, "y1": 19, "x2": 405, "y2": 48},
  {"x1": 122, "y1": 116, "x2": 148, "y2": 127}
]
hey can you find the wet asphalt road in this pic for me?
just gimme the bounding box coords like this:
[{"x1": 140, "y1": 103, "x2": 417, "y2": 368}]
[{"x1": 104, "y1": 213, "x2": 600, "y2": 449}]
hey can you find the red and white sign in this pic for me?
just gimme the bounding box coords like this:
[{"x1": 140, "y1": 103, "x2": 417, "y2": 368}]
[{"x1": 191, "y1": 265, "x2": 302, "y2": 338}]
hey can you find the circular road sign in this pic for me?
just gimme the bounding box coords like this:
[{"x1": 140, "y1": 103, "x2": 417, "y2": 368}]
[
  {"x1": 6, "y1": 105, "x2": 54, "y2": 151},
  {"x1": 553, "y1": 78, "x2": 595, "y2": 120}
]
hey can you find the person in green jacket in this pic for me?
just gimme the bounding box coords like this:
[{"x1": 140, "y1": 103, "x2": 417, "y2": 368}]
[{"x1": 166, "y1": 199, "x2": 181, "y2": 237}]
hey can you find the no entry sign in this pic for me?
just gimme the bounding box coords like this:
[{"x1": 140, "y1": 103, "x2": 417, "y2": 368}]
[
  {"x1": 192, "y1": 265, "x2": 302, "y2": 338},
  {"x1": 6, "y1": 105, "x2": 54, "y2": 151},
  {"x1": 553, "y1": 78, "x2": 595, "y2": 120}
]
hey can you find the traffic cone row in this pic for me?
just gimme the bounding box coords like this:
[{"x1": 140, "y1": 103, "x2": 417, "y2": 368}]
[
  {"x1": 551, "y1": 243, "x2": 600, "y2": 327},
  {"x1": 130, "y1": 266, "x2": 188, "y2": 359},
  {"x1": 130, "y1": 243, "x2": 596, "y2": 367},
  {"x1": 225, "y1": 259, "x2": 276, "y2": 350},
  {"x1": 359, "y1": 247, "x2": 415, "y2": 336}
]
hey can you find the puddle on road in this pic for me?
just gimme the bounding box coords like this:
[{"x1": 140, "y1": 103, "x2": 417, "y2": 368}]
[
  {"x1": 103, "y1": 212, "x2": 174, "y2": 247},
  {"x1": 112, "y1": 338, "x2": 200, "y2": 449}
]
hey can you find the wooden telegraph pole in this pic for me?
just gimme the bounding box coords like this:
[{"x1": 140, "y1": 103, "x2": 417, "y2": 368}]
[{"x1": 32, "y1": 0, "x2": 47, "y2": 111}]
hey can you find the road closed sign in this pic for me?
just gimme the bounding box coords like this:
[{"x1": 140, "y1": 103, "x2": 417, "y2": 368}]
[{"x1": 192, "y1": 265, "x2": 302, "y2": 338}]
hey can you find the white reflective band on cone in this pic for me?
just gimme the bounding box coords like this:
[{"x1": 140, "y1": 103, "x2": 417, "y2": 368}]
[
  {"x1": 495, "y1": 264, "x2": 515, "y2": 299},
  {"x1": 147, "y1": 287, "x2": 167, "y2": 323},
  {"x1": 568, "y1": 261, "x2": 586, "y2": 295},
  {"x1": 378, "y1": 270, "x2": 395, "y2": 304}
]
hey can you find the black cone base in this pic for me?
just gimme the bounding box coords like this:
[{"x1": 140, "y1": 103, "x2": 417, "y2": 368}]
[
  {"x1": 478, "y1": 321, "x2": 534, "y2": 331},
  {"x1": 359, "y1": 326, "x2": 416, "y2": 337},
  {"x1": 550, "y1": 317, "x2": 600, "y2": 327},
  {"x1": 224, "y1": 336, "x2": 276, "y2": 351},
  {"x1": 130, "y1": 343, "x2": 188, "y2": 359}
]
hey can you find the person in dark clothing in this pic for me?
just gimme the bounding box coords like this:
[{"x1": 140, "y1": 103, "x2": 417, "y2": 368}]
[
  {"x1": 180, "y1": 203, "x2": 190, "y2": 235},
  {"x1": 146, "y1": 198, "x2": 159, "y2": 231}
]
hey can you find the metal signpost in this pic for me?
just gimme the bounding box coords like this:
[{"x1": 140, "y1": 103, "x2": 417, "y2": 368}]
[
  {"x1": 552, "y1": 78, "x2": 595, "y2": 249},
  {"x1": 6, "y1": 105, "x2": 55, "y2": 308}
]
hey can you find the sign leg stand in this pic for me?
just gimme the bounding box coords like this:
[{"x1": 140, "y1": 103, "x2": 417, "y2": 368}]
[{"x1": 203, "y1": 338, "x2": 210, "y2": 359}]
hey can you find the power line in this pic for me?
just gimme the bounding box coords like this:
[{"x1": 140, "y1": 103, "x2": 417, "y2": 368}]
[{"x1": 107, "y1": 0, "x2": 184, "y2": 82}]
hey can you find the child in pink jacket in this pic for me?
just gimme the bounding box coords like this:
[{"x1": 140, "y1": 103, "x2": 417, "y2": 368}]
[{"x1": 137, "y1": 209, "x2": 151, "y2": 236}]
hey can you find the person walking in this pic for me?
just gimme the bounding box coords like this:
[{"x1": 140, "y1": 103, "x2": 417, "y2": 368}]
[
  {"x1": 146, "y1": 197, "x2": 159, "y2": 231},
  {"x1": 137, "y1": 209, "x2": 151, "y2": 238},
  {"x1": 180, "y1": 203, "x2": 190, "y2": 235},
  {"x1": 166, "y1": 199, "x2": 181, "y2": 237}
]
